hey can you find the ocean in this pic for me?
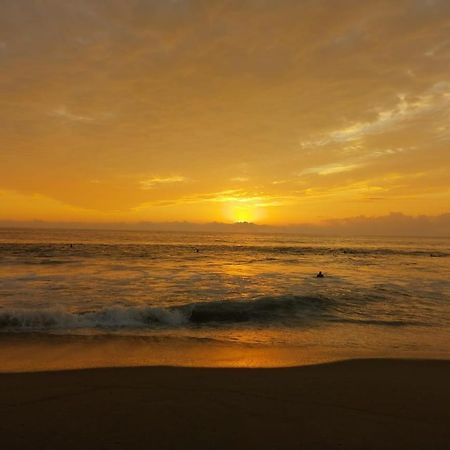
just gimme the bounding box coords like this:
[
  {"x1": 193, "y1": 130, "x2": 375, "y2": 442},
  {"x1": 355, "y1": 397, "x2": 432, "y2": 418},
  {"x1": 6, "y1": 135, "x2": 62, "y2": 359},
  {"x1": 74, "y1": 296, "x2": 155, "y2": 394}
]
[{"x1": 1, "y1": 228, "x2": 449, "y2": 368}]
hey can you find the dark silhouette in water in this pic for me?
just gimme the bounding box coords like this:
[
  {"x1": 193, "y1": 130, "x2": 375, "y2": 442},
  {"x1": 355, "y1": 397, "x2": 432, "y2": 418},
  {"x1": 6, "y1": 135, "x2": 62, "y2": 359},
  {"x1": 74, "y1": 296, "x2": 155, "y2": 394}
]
[
  {"x1": 194, "y1": 248, "x2": 200, "y2": 253},
  {"x1": 70, "y1": 244, "x2": 73, "y2": 248},
  {"x1": 316, "y1": 271, "x2": 324, "y2": 278}
]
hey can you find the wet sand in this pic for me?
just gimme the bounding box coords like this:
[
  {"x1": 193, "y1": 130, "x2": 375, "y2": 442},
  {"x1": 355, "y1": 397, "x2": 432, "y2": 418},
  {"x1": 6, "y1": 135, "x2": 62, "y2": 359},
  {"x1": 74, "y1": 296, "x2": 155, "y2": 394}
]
[{"x1": 1, "y1": 359, "x2": 449, "y2": 450}]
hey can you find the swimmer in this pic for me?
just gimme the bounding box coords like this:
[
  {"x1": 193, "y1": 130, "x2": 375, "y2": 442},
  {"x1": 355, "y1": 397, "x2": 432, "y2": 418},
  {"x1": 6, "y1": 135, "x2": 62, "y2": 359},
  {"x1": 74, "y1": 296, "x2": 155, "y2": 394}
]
[{"x1": 316, "y1": 271, "x2": 324, "y2": 278}]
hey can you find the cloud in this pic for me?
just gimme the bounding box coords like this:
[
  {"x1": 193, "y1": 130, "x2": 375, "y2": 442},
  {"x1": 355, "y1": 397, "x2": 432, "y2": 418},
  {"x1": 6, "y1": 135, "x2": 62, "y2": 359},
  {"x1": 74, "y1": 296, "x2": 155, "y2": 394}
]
[
  {"x1": 140, "y1": 175, "x2": 187, "y2": 189},
  {"x1": 50, "y1": 106, "x2": 115, "y2": 123},
  {"x1": 133, "y1": 189, "x2": 292, "y2": 209},
  {"x1": 300, "y1": 83, "x2": 450, "y2": 148},
  {"x1": 230, "y1": 177, "x2": 249, "y2": 182},
  {"x1": 320, "y1": 212, "x2": 450, "y2": 236},
  {"x1": 299, "y1": 163, "x2": 363, "y2": 176},
  {"x1": 50, "y1": 106, "x2": 96, "y2": 122}
]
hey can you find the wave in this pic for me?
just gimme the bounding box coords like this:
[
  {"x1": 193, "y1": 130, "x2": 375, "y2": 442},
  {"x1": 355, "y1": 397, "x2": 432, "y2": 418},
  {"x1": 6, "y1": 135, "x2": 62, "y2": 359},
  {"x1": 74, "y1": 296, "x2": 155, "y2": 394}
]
[
  {"x1": 0, "y1": 294, "x2": 424, "y2": 333},
  {"x1": 1, "y1": 243, "x2": 448, "y2": 260},
  {"x1": 328, "y1": 318, "x2": 424, "y2": 327},
  {"x1": 0, "y1": 295, "x2": 331, "y2": 332}
]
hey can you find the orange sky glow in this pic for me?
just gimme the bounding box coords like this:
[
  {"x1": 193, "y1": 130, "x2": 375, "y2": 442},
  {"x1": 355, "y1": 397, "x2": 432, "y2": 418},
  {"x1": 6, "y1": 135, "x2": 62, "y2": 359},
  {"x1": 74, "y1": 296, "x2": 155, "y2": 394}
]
[{"x1": 0, "y1": 1, "x2": 449, "y2": 227}]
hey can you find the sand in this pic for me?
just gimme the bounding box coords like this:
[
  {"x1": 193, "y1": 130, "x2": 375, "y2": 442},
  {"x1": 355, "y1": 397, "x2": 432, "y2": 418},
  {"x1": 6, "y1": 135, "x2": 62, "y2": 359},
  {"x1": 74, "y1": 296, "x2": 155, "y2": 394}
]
[{"x1": 0, "y1": 359, "x2": 449, "y2": 450}]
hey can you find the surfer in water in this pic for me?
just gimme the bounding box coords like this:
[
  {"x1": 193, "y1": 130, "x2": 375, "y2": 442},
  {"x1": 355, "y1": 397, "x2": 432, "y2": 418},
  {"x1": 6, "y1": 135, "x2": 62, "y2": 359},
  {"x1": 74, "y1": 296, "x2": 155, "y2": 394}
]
[{"x1": 316, "y1": 271, "x2": 324, "y2": 278}]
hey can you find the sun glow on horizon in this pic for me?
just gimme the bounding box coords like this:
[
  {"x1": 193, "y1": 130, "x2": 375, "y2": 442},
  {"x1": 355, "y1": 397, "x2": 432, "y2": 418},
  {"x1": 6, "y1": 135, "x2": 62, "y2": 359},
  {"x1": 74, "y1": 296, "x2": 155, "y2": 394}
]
[{"x1": 223, "y1": 201, "x2": 266, "y2": 224}]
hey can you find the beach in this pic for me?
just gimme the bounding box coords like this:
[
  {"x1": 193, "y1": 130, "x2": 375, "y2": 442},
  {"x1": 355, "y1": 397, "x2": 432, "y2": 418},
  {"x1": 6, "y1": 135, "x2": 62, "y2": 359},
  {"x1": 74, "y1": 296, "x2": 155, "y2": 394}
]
[
  {"x1": 1, "y1": 230, "x2": 449, "y2": 448},
  {"x1": 1, "y1": 359, "x2": 449, "y2": 450}
]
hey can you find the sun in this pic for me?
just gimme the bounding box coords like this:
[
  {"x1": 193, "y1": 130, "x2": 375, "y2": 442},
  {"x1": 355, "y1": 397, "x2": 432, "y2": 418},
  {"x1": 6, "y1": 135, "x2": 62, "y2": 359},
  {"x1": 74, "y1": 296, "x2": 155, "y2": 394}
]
[
  {"x1": 224, "y1": 202, "x2": 265, "y2": 223},
  {"x1": 233, "y1": 206, "x2": 254, "y2": 223}
]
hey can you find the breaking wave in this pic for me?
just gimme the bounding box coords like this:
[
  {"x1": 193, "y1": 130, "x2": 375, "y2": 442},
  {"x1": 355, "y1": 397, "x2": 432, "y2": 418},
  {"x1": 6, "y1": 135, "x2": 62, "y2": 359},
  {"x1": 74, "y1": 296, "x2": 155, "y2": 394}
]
[
  {"x1": 0, "y1": 294, "x2": 424, "y2": 333},
  {"x1": 0, "y1": 295, "x2": 331, "y2": 332}
]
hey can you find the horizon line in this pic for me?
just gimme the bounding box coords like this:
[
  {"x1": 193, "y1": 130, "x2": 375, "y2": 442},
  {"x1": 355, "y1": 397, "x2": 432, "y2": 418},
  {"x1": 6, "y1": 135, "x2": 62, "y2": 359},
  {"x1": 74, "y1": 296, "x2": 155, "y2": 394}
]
[{"x1": 0, "y1": 212, "x2": 449, "y2": 237}]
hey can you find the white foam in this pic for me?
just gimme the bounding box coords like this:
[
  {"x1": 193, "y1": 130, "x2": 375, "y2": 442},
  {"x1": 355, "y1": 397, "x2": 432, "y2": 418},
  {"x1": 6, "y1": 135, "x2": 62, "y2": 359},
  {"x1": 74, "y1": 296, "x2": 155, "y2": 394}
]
[{"x1": 0, "y1": 305, "x2": 190, "y2": 331}]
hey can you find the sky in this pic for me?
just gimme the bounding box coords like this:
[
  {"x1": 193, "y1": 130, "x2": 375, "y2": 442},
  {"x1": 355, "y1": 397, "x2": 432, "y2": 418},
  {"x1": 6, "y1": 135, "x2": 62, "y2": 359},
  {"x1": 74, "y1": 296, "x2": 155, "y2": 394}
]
[{"x1": 0, "y1": 0, "x2": 449, "y2": 229}]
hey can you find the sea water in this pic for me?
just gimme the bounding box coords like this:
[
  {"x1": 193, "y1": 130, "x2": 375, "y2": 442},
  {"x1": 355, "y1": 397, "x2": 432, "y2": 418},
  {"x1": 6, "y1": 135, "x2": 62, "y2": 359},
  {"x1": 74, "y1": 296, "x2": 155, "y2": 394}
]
[{"x1": 1, "y1": 228, "x2": 449, "y2": 366}]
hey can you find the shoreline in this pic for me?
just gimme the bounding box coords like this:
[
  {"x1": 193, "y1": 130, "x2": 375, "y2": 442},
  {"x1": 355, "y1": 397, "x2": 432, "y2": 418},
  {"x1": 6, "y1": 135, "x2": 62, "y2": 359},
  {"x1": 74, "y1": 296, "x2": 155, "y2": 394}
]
[
  {"x1": 0, "y1": 333, "x2": 346, "y2": 372},
  {"x1": 1, "y1": 359, "x2": 449, "y2": 449},
  {"x1": 1, "y1": 332, "x2": 449, "y2": 372}
]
